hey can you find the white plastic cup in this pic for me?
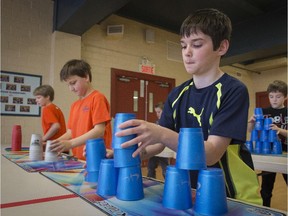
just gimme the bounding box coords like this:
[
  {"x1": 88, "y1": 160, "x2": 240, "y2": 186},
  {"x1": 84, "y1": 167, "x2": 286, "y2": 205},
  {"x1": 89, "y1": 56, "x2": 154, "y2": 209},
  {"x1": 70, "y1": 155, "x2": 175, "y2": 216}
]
[
  {"x1": 45, "y1": 140, "x2": 58, "y2": 162},
  {"x1": 29, "y1": 134, "x2": 43, "y2": 161}
]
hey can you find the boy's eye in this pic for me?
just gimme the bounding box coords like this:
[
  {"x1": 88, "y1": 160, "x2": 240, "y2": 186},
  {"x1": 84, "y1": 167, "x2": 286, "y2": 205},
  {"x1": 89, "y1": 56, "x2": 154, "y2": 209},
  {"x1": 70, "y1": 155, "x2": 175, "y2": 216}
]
[
  {"x1": 69, "y1": 81, "x2": 76, "y2": 86},
  {"x1": 193, "y1": 43, "x2": 202, "y2": 48}
]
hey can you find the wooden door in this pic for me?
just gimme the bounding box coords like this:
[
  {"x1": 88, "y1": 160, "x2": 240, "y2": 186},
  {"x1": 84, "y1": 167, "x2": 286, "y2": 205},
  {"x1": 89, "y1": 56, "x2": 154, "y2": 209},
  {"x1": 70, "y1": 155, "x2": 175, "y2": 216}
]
[
  {"x1": 145, "y1": 79, "x2": 171, "y2": 123},
  {"x1": 111, "y1": 68, "x2": 175, "y2": 123},
  {"x1": 256, "y1": 91, "x2": 270, "y2": 108}
]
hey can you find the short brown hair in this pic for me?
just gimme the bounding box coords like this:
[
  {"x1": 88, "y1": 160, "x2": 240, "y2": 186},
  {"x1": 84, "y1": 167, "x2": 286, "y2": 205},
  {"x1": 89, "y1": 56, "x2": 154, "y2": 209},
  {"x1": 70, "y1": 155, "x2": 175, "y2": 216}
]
[
  {"x1": 60, "y1": 59, "x2": 92, "y2": 82},
  {"x1": 180, "y1": 8, "x2": 232, "y2": 51},
  {"x1": 33, "y1": 85, "x2": 54, "y2": 101},
  {"x1": 155, "y1": 101, "x2": 164, "y2": 110},
  {"x1": 267, "y1": 80, "x2": 287, "y2": 96}
]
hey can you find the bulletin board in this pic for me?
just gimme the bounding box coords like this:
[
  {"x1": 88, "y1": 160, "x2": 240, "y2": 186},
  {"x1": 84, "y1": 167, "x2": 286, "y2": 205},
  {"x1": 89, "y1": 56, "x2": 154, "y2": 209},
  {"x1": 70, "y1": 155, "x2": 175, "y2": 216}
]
[{"x1": 0, "y1": 70, "x2": 42, "y2": 116}]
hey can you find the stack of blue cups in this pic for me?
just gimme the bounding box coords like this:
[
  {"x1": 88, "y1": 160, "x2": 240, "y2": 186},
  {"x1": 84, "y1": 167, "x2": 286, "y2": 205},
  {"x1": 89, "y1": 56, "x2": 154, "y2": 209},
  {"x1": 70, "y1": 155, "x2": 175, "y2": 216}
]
[
  {"x1": 246, "y1": 108, "x2": 282, "y2": 155},
  {"x1": 112, "y1": 113, "x2": 144, "y2": 201}
]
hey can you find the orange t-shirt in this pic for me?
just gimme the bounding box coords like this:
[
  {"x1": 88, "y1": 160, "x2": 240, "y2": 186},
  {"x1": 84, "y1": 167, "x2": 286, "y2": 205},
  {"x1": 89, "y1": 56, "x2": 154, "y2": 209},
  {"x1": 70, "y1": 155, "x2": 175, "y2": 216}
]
[
  {"x1": 68, "y1": 90, "x2": 112, "y2": 160},
  {"x1": 42, "y1": 103, "x2": 66, "y2": 140}
]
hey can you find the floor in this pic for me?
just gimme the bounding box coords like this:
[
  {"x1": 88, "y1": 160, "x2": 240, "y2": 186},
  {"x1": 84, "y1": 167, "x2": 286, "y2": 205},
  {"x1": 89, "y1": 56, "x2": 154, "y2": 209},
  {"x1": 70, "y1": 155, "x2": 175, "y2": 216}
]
[{"x1": 141, "y1": 166, "x2": 287, "y2": 213}]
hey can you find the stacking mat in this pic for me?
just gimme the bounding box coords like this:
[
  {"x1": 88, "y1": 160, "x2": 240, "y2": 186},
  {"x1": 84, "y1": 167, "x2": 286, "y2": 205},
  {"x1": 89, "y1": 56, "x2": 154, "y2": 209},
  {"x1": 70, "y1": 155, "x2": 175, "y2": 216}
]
[
  {"x1": 40, "y1": 171, "x2": 286, "y2": 216},
  {"x1": 2, "y1": 148, "x2": 84, "y2": 172}
]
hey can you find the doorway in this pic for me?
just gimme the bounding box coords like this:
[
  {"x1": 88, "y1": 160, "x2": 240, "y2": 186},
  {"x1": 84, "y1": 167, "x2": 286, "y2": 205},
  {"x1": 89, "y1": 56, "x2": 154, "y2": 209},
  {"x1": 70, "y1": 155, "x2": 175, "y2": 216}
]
[{"x1": 110, "y1": 68, "x2": 175, "y2": 123}]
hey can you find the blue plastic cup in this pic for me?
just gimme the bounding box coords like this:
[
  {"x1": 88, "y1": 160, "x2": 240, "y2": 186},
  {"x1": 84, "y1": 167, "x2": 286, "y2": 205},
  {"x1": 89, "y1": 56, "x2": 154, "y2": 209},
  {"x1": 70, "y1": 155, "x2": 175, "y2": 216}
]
[
  {"x1": 255, "y1": 119, "x2": 263, "y2": 130},
  {"x1": 245, "y1": 141, "x2": 254, "y2": 153},
  {"x1": 268, "y1": 130, "x2": 277, "y2": 142},
  {"x1": 254, "y1": 108, "x2": 264, "y2": 119},
  {"x1": 264, "y1": 118, "x2": 273, "y2": 130},
  {"x1": 176, "y1": 128, "x2": 206, "y2": 170},
  {"x1": 162, "y1": 166, "x2": 192, "y2": 210},
  {"x1": 254, "y1": 141, "x2": 262, "y2": 154},
  {"x1": 85, "y1": 170, "x2": 99, "y2": 183},
  {"x1": 97, "y1": 159, "x2": 118, "y2": 196},
  {"x1": 272, "y1": 140, "x2": 282, "y2": 154},
  {"x1": 260, "y1": 130, "x2": 268, "y2": 142},
  {"x1": 250, "y1": 129, "x2": 259, "y2": 141},
  {"x1": 194, "y1": 168, "x2": 228, "y2": 216},
  {"x1": 112, "y1": 113, "x2": 137, "y2": 149},
  {"x1": 116, "y1": 165, "x2": 144, "y2": 201},
  {"x1": 262, "y1": 141, "x2": 271, "y2": 154},
  {"x1": 113, "y1": 147, "x2": 141, "y2": 167},
  {"x1": 86, "y1": 138, "x2": 106, "y2": 172}
]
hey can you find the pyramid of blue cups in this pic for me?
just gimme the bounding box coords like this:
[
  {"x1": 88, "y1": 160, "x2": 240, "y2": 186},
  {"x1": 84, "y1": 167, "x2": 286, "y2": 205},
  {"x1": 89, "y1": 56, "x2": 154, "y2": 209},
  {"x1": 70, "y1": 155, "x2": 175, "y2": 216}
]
[
  {"x1": 246, "y1": 108, "x2": 282, "y2": 155},
  {"x1": 163, "y1": 127, "x2": 228, "y2": 215}
]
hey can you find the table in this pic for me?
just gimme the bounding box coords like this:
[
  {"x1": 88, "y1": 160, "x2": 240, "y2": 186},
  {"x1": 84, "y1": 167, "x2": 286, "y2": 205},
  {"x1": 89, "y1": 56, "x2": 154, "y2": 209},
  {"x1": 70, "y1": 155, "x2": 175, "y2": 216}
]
[
  {"x1": 1, "y1": 146, "x2": 287, "y2": 216},
  {"x1": 1, "y1": 148, "x2": 106, "y2": 216},
  {"x1": 252, "y1": 153, "x2": 287, "y2": 174}
]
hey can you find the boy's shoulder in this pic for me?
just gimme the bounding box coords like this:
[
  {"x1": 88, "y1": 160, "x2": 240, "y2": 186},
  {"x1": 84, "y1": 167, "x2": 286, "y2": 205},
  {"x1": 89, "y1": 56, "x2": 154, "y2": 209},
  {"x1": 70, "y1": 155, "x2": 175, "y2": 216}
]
[{"x1": 171, "y1": 73, "x2": 246, "y2": 93}]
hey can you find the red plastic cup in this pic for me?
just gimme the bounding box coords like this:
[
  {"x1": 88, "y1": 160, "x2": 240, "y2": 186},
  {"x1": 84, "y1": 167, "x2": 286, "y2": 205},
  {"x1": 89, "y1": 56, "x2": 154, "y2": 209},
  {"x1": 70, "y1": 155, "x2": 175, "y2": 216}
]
[{"x1": 11, "y1": 125, "x2": 22, "y2": 151}]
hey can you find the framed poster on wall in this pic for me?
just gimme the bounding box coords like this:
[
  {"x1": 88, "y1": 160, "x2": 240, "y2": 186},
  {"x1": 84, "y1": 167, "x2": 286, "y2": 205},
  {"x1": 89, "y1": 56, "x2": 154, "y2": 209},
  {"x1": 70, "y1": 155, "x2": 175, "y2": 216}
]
[{"x1": 0, "y1": 71, "x2": 42, "y2": 116}]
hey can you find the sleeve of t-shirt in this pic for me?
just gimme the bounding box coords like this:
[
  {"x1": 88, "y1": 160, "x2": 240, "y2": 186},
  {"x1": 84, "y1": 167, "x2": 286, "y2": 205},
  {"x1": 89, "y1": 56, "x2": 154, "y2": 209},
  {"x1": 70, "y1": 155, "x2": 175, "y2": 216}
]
[
  {"x1": 209, "y1": 83, "x2": 249, "y2": 142},
  {"x1": 43, "y1": 106, "x2": 59, "y2": 124},
  {"x1": 91, "y1": 93, "x2": 111, "y2": 126}
]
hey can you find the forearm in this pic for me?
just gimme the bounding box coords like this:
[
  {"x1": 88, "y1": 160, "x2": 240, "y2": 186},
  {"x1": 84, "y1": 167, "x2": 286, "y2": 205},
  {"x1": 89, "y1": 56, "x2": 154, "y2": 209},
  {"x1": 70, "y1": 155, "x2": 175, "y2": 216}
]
[
  {"x1": 43, "y1": 123, "x2": 60, "y2": 141},
  {"x1": 204, "y1": 135, "x2": 230, "y2": 166},
  {"x1": 247, "y1": 121, "x2": 255, "y2": 132},
  {"x1": 158, "y1": 126, "x2": 178, "y2": 151},
  {"x1": 56, "y1": 129, "x2": 72, "y2": 141},
  {"x1": 277, "y1": 128, "x2": 288, "y2": 139}
]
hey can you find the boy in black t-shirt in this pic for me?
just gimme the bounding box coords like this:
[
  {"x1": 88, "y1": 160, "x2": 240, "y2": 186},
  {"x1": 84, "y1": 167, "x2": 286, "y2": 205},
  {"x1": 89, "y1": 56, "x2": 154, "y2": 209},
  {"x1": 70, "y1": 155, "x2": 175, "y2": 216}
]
[
  {"x1": 248, "y1": 80, "x2": 288, "y2": 207},
  {"x1": 116, "y1": 8, "x2": 262, "y2": 205}
]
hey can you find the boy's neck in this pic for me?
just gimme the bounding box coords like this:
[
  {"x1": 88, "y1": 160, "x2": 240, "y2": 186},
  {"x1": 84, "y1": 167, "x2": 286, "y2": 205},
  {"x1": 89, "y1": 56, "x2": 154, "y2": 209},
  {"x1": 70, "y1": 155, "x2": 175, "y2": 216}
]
[
  {"x1": 81, "y1": 87, "x2": 94, "y2": 99},
  {"x1": 273, "y1": 105, "x2": 285, "y2": 109},
  {"x1": 193, "y1": 69, "x2": 224, "y2": 89},
  {"x1": 43, "y1": 102, "x2": 52, "y2": 107}
]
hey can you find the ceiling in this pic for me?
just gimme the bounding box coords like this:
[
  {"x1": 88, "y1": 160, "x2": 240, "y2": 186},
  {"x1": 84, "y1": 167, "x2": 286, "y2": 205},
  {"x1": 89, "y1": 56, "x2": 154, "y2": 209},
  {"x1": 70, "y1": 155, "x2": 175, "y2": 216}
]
[{"x1": 54, "y1": 0, "x2": 287, "y2": 69}]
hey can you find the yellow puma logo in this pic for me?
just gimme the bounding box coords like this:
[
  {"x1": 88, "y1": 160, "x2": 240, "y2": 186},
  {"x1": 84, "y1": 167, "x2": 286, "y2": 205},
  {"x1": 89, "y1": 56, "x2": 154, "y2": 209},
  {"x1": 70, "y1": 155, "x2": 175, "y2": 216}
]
[{"x1": 187, "y1": 107, "x2": 204, "y2": 126}]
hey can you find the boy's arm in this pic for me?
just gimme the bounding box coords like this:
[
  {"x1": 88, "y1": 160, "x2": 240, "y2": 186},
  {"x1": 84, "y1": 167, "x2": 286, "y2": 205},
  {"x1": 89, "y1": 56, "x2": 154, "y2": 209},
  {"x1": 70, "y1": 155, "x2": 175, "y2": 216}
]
[
  {"x1": 270, "y1": 124, "x2": 288, "y2": 139},
  {"x1": 204, "y1": 135, "x2": 231, "y2": 166},
  {"x1": 42, "y1": 122, "x2": 60, "y2": 142},
  {"x1": 278, "y1": 128, "x2": 288, "y2": 139},
  {"x1": 50, "y1": 123, "x2": 106, "y2": 153},
  {"x1": 247, "y1": 115, "x2": 256, "y2": 132},
  {"x1": 70, "y1": 123, "x2": 106, "y2": 149}
]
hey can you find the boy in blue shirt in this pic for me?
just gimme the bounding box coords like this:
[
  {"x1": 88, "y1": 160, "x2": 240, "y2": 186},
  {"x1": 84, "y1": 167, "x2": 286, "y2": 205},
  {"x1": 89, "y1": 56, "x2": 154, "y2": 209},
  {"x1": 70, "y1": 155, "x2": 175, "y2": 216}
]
[{"x1": 116, "y1": 8, "x2": 262, "y2": 205}]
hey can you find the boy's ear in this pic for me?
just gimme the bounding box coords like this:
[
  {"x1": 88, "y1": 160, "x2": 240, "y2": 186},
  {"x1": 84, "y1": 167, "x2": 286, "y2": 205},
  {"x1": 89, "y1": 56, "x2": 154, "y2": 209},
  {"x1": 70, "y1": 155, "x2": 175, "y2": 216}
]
[
  {"x1": 218, "y1": 39, "x2": 229, "y2": 56},
  {"x1": 84, "y1": 74, "x2": 90, "y2": 82}
]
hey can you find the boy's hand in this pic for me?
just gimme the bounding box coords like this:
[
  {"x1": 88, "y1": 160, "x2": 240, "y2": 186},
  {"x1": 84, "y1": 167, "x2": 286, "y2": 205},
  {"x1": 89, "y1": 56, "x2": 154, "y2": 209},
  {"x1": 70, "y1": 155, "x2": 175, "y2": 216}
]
[
  {"x1": 50, "y1": 140, "x2": 72, "y2": 154},
  {"x1": 248, "y1": 115, "x2": 256, "y2": 124},
  {"x1": 82, "y1": 145, "x2": 114, "y2": 159}
]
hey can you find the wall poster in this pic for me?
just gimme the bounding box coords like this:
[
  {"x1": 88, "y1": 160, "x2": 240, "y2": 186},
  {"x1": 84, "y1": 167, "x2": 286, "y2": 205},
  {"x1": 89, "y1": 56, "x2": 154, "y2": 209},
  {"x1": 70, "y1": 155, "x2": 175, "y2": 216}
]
[{"x1": 1, "y1": 71, "x2": 42, "y2": 116}]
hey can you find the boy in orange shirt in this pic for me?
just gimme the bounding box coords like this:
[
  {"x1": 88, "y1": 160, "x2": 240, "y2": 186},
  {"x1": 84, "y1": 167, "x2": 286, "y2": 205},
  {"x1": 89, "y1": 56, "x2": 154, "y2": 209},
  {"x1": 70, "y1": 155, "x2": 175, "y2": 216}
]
[
  {"x1": 33, "y1": 85, "x2": 66, "y2": 143},
  {"x1": 50, "y1": 59, "x2": 112, "y2": 160}
]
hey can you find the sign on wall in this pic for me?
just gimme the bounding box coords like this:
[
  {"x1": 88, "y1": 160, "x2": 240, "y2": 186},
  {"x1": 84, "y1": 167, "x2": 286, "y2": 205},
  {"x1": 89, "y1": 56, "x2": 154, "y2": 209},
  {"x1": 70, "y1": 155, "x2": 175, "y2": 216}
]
[
  {"x1": 0, "y1": 71, "x2": 42, "y2": 116},
  {"x1": 139, "y1": 57, "x2": 155, "y2": 75}
]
